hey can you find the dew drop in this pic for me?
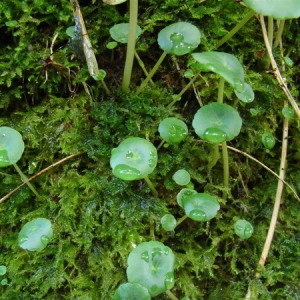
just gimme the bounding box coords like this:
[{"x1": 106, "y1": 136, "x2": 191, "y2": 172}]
[
  {"x1": 19, "y1": 237, "x2": 29, "y2": 244},
  {"x1": 148, "y1": 159, "x2": 156, "y2": 168},
  {"x1": 140, "y1": 250, "x2": 150, "y2": 263},
  {"x1": 113, "y1": 164, "x2": 142, "y2": 180},
  {"x1": 125, "y1": 151, "x2": 134, "y2": 159},
  {"x1": 189, "y1": 209, "x2": 207, "y2": 221},
  {"x1": 235, "y1": 225, "x2": 243, "y2": 231},
  {"x1": 203, "y1": 127, "x2": 227, "y2": 143},
  {"x1": 164, "y1": 272, "x2": 175, "y2": 290},
  {"x1": 149, "y1": 284, "x2": 159, "y2": 294}
]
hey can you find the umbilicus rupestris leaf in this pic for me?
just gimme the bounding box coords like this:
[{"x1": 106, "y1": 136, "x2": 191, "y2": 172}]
[
  {"x1": 158, "y1": 117, "x2": 188, "y2": 144},
  {"x1": 158, "y1": 22, "x2": 201, "y2": 56},
  {"x1": 172, "y1": 169, "x2": 191, "y2": 186},
  {"x1": 110, "y1": 137, "x2": 158, "y2": 181},
  {"x1": 0, "y1": 126, "x2": 24, "y2": 167},
  {"x1": 243, "y1": 0, "x2": 300, "y2": 20},
  {"x1": 110, "y1": 23, "x2": 142, "y2": 44},
  {"x1": 234, "y1": 219, "x2": 254, "y2": 239},
  {"x1": 127, "y1": 241, "x2": 175, "y2": 297},
  {"x1": 160, "y1": 214, "x2": 177, "y2": 231},
  {"x1": 192, "y1": 51, "x2": 245, "y2": 92},
  {"x1": 113, "y1": 283, "x2": 151, "y2": 300},
  {"x1": 262, "y1": 133, "x2": 276, "y2": 149},
  {"x1": 18, "y1": 218, "x2": 53, "y2": 251},
  {"x1": 181, "y1": 193, "x2": 220, "y2": 222},
  {"x1": 234, "y1": 82, "x2": 255, "y2": 103},
  {"x1": 192, "y1": 103, "x2": 242, "y2": 143}
]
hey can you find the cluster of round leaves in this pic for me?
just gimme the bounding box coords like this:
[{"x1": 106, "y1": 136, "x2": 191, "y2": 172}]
[{"x1": 113, "y1": 241, "x2": 175, "y2": 299}]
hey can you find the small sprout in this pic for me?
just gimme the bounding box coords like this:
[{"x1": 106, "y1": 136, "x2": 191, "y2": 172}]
[
  {"x1": 106, "y1": 41, "x2": 118, "y2": 49},
  {"x1": 158, "y1": 22, "x2": 201, "y2": 56},
  {"x1": 0, "y1": 265, "x2": 7, "y2": 276},
  {"x1": 234, "y1": 82, "x2": 255, "y2": 103},
  {"x1": 113, "y1": 283, "x2": 151, "y2": 300},
  {"x1": 192, "y1": 103, "x2": 242, "y2": 143},
  {"x1": 177, "y1": 188, "x2": 197, "y2": 207},
  {"x1": 66, "y1": 26, "x2": 75, "y2": 38},
  {"x1": 243, "y1": 0, "x2": 300, "y2": 20},
  {"x1": 18, "y1": 218, "x2": 53, "y2": 251},
  {"x1": 161, "y1": 214, "x2": 177, "y2": 231},
  {"x1": 282, "y1": 107, "x2": 295, "y2": 119},
  {"x1": 127, "y1": 241, "x2": 175, "y2": 297},
  {"x1": 110, "y1": 137, "x2": 158, "y2": 181},
  {"x1": 283, "y1": 56, "x2": 294, "y2": 67},
  {"x1": 110, "y1": 23, "x2": 142, "y2": 44},
  {"x1": 172, "y1": 169, "x2": 191, "y2": 186},
  {"x1": 1, "y1": 278, "x2": 8, "y2": 285},
  {"x1": 0, "y1": 126, "x2": 24, "y2": 167},
  {"x1": 181, "y1": 193, "x2": 220, "y2": 222},
  {"x1": 262, "y1": 133, "x2": 276, "y2": 149},
  {"x1": 158, "y1": 117, "x2": 188, "y2": 144},
  {"x1": 192, "y1": 51, "x2": 245, "y2": 92},
  {"x1": 234, "y1": 219, "x2": 254, "y2": 239}
]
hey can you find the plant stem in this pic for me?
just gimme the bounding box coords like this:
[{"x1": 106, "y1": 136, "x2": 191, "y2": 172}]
[
  {"x1": 221, "y1": 141, "x2": 229, "y2": 199},
  {"x1": 165, "y1": 290, "x2": 178, "y2": 300},
  {"x1": 144, "y1": 176, "x2": 158, "y2": 197},
  {"x1": 260, "y1": 15, "x2": 300, "y2": 118},
  {"x1": 121, "y1": 0, "x2": 138, "y2": 92},
  {"x1": 267, "y1": 16, "x2": 274, "y2": 49},
  {"x1": 136, "y1": 50, "x2": 168, "y2": 95},
  {"x1": 134, "y1": 51, "x2": 154, "y2": 85},
  {"x1": 246, "y1": 102, "x2": 289, "y2": 298},
  {"x1": 214, "y1": 10, "x2": 255, "y2": 49},
  {"x1": 273, "y1": 20, "x2": 285, "y2": 48},
  {"x1": 208, "y1": 144, "x2": 220, "y2": 169},
  {"x1": 217, "y1": 77, "x2": 224, "y2": 103},
  {"x1": 13, "y1": 163, "x2": 40, "y2": 197},
  {"x1": 176, "y1": 215, "x2": 188, "y2": 226}
]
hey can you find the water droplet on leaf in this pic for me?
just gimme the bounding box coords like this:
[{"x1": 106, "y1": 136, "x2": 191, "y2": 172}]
[
  {"x1": 141, "y1": 251, "x2": 150, "y2": 263},
  {"x1": 189, "y1": 209, "x2": 207, "y2": 221},
  {"x1": 164, "y1": 272, "x2": 175, "y2": 290},
  {"x1": 203, "y1": 127, "x2": 227, "y2": 143},
  {"x1": 113, "y1": 164, "x2": 142, "y2": 181}
]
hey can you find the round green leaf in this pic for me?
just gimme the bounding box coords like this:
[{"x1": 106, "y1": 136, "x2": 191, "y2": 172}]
[
  {"x1": 234, "y1": 219, "x2": 254, "y2": 239},
  {"x1": 110, "y1": 23, "x2": 142, "y2": 44},
  {"x1": 161, "y1": 214, "x2": 177, "y2": 231},
  {"x1": 0, "y1": 266, "x2": 7, "y2": 276},
  {"x1": 234, "y1": 82, "x2": 255, "y2": 103},
  {"x1": 182, "y1": 193, "x2": 220, "y2": 222},
  {"x1": 1, "y1": 278, "x2": 8, "y2": 285},
  {"x1": 127, "y1": 241, "x2": 175, "y2": 297},
  {"x1": 0, "y1": 126, "x2": 25, "y2": 167},
  {"x1": 113, "y1": 283, "x2": 151, "y2": 300},
  {"x1": 243, "y1": 0, "x2": 300, "y2": 20},
  {"x1": 192, "y1": 52, "x2": 245, "y2": 91},
  {"x1": 18, "y1": 218, "x2": 53, "y2": 251},
  {"x1": 177, "y1": 188, "x2": 197, "y2": 208},
  {"x1": 192, "y1": 103, "x2": 242, "y2": 142},
  {"x1": 66, "y1": 26, "x2": 75, "y2": 38},
  {"x1": 158, "y1": 117, "x2": 188, "y2": 144},
  {"x1": 172, "y1": 169, "x2": 191, "y2": 186},
  {"x1": 110, "y1": 137, "x2": 157, "y2": 181},
  {"x1": 158, "y1": 22, "x2": 201, "y2": 56},
  {"x1": 282, "y1": 107, "x2": 295, "y2": 119},
  {"x1": 262, "y1": 133, "x2": 276, "y2": 149}
]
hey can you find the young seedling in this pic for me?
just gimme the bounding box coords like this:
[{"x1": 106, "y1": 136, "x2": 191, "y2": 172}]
[
  {"x1": 110, "y1": 137, "x2": 158, "y2": 196},
  {"x1": 178, "y1": 192, "x2": 220, "y2": 222},
  {"x1": 172, "y1": 169, "x2": 191, "y2": 186},
  {"x1": 158, "y1": 117, "x2": 188, "y2": 147},
  {"x1": 261, "y1": 132, "x2": 276, "y2": 150},
  {"x1": 0, "y1": 126, "x2": 39, "y2": 197},
  {"x1": 234, "y1": 219, "x2": 254, "y2": 239},
  {"x1": 126, "y1": 241, "x2": 175, "y2": 297},
  {"x1": 113, "y1": 282, "x2": 151, "y2": 300},
  {"x1": 18, "y1": 218, "x2": 53, "y2": 251},
  {"x1": 136, "y1": 22, "x2": 201, "y2": 94},
  {"x1": 160, "y1": 214, "x2": 177, "y2": 231}
]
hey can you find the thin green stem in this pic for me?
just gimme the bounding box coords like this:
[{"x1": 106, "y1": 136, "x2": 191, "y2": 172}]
[
  {"x1": 176, "y1": 215, "x2": 188, "y2": 226},
  {"x1": 214, "y1": 10, "x2": 255, "y2": 49},
  {"x1": 144, "y1": 176, "x2": 158, "y2": 197},
  {"x1": 221, "y1": 141, "x2": 229, "y2": 199},
  {"x1": 122, "y1": 0, "x2": 138, "y2": 91},
  {"x1": 134, "y1": 51, "x2": 154, "y2": 85},
  {"x1": 165, "y1": 289, "x2": 178, "y2": 300},
  {"x1": 217, "y1": 77, "x2": 225, "y2": 103},
  {"x1": 208, "y1": 144, "x2": 220, "y2": 169},
  {"x1": 136, "y1": 50, "x2": 168, "y2": 95},
  {"x1": 273, "y1": 20, "x2": 285, "y2": 48},
  {"x1": 267, "y1": 16, "x2": 274, "y2": 49},
  {"x1": 13, "y1": 163, "x2": 40, "y2": 197}
]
